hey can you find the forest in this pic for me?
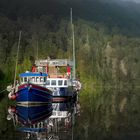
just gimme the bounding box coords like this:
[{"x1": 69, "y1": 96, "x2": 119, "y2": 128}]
[{"x1": 0, "y1": 0, "x2": 140, "y2": 139}]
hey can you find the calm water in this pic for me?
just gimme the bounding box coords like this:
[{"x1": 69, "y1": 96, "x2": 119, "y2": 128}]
[{"x1": 0, "y1": 87, "x2": 140, "y2": 140}]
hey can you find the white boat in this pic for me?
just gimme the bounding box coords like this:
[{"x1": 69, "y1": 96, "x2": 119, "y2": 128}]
[{"x1": 33, "y1": 59, "x2": 81, "y2": 119}]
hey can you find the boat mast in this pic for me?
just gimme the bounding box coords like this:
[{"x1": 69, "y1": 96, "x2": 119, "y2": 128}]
[
  {"x1": 14, "y1": 31, "x2": 22, "y2": 87},
  {"x1": 36, "y1": 40, "x2": 39, "y2": 60},
  {"x1": 70, "y1": 8, "x2": 76, "y2": 80}
]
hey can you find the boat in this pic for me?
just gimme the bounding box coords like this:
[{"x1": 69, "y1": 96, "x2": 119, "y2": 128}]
[
  {"x1": 34, "y1": 59, "x2": 81, "y2": 102},
  {"x1": 8, "y1": 72, "x2": 52, "y2": 105},
  {"x1": 6, "y1": 9, "x2": 81, "y2": 139},
  {"x1": 32, "y1": 59, "x2": 81, "y2": 120}
]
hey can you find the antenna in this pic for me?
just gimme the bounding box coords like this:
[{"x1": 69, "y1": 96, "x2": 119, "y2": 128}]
[
  {"x1": 70, "y1": 8, "x2": 76, "y2": 80},
  {"x1": 14, "y1": 31, "x2": 22, "y2": 87}
]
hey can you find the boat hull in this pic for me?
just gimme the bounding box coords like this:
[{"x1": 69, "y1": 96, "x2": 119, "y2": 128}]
[
  {"x1": 16, "y1": 84, "x2": 52, "y2": 104},
  {"x1": 52, "y1": 87, "x2": 74, "y2": 103}
]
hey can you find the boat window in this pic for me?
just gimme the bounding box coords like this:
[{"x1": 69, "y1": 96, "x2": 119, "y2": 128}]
[
  {"x1": 40, "y1": 77, "x2": 43, "y2": 82},
  {"x1": 30, "y1": 77, "x2": 35, "y2": 82},
  {"x1": 46, "y1": 80, "x2": 50, "y2": 85},
  {"x1": 51, "y1": 80, "x2": 56, "y2": 86},
  {"x1": 58, "y1": 80, "x2": 63, "y2": 86},
  {"x1": 44, "y1": 77, "x2": 46, "y2": 82},
  {"x1": 36, "y1": 77, "x2": 39, "y2": 82},
  {"x1": 24, "y1": 77, "x2": 27, "y2": 82},
  {"x1": 64, "y1": 80, "x2": 67, "y2": 86}
]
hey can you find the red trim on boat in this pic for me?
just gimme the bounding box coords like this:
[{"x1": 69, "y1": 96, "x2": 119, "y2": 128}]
[
  {"x1": 52, "y1": 97, "x2": 66, "y2": 102},
  {"x1": 18, "y1": 84, "x2": 51, "y2": 93}
]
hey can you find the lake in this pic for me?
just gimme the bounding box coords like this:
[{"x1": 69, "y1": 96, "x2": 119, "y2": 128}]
[{"x1": 0, "y1": 86, "x2": 140, "y2": 140}]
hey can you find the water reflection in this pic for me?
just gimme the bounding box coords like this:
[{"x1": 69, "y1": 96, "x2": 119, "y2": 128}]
[
  {"x1": 3, "y1": 87, "x2": 140, "y2": 139},
  {"x1": 7, "y1": 100, "x2": 80, "y2": 140},
  {"x1": 7, "y1": 105, "x2": 52, "y2": 125}
]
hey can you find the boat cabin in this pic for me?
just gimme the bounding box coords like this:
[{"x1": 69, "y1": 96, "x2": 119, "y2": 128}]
[
  {"x1": 19, "y1": 72, "x2": 69, "y2": 88},
  {"x1": 19, "y1": 72, "x2": 48, "y2": 85},
  {"x1": 46, "y1": 78, "x2": 68, "y2": 88}
]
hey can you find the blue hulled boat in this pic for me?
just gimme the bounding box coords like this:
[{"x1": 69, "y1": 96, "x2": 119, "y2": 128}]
[
  {"x1": 9, "y1": 72, "x2": 52, "y2": 105},
  {"x1": 17, "y1": 83, "x2": 52, "y2": 104}
]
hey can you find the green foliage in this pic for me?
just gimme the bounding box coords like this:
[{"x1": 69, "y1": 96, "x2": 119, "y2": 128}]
[{"x1": 0, "y1": 9, "x2": 140, "y2": 139}]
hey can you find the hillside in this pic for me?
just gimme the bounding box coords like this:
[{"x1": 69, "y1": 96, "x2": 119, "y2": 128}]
[{"x1": 0, "y1": 0, "x2": 140, "y2": 35}]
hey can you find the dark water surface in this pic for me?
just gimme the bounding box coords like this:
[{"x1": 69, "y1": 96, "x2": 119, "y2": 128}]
[
  {"x1": 74, "y1": 87, "x2": 140, "y2": 140},
  {"x1": 0, "y1": 87, "x2": 140, "y2": 140}
]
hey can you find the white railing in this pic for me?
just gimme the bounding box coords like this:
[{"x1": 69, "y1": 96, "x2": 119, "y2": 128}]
[{"x1": 35, "y1": 59, "x2": 73, "y2": 67}]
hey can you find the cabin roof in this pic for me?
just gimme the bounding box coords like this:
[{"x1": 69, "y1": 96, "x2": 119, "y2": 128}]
[
  {"x1": 19, "y1": 72, "x2": 48, "y2": 77},
  {"x1": 35, "y1": 59, "x2": 73, "y2": 67}
]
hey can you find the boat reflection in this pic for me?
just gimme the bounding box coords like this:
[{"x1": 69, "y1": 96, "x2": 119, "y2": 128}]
[
  {"x1": 7, "y1": 100, "x2": 80, "y2": 140},
  {"x1": 7, "y1": 104, "x2": 52, "y2": 125}
]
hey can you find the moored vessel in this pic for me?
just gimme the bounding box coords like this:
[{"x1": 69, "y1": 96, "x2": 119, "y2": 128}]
[{"x1": 8, "y1": 71, "x2": 52, "y2": 105}]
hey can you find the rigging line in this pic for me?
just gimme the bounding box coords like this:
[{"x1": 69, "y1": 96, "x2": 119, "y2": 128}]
[
  {"x1": 0, "y1": 89, "x2": 6, "y2": 94},
  {"x1": 14, "y1": 31, "x2": 22, "y2": 88},
  {"x1": 71, "y1": 8, "x2": 76, "y2": 80}
]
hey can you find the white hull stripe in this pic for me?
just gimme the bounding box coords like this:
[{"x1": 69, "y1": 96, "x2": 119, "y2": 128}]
[{"x1": 17, "y1": 101, "x2": 51, "y2": 107}]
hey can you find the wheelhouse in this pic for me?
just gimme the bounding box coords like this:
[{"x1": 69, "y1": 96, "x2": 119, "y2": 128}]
[{"x1": 19, "y1": 72, "x2": 48, "y2": 85}]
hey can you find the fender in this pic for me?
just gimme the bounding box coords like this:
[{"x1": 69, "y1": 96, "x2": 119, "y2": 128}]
[{"x1": 8, "y1": 92, "x2": 17, "y2": 100}]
